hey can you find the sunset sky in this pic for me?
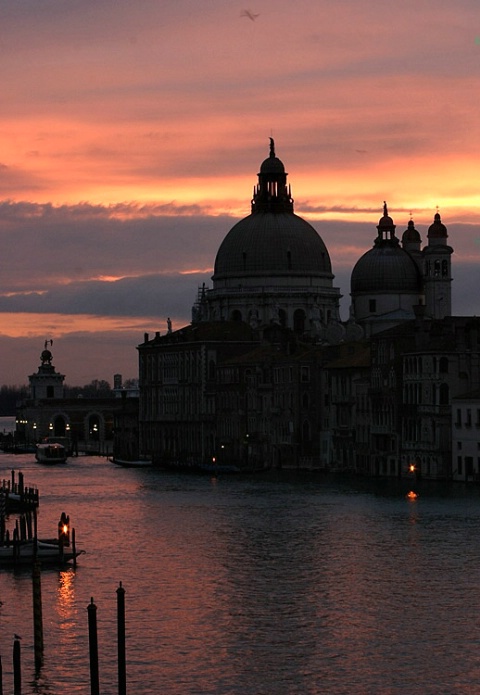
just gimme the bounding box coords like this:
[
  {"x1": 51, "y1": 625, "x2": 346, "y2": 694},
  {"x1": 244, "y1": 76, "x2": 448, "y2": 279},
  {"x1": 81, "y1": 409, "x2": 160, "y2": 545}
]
[{"x1": 1, "y1": 0, "x2": 480, "y2": 384}]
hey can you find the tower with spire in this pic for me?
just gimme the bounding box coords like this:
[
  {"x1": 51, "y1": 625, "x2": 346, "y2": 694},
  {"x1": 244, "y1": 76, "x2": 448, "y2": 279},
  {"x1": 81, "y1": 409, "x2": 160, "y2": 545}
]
[{"x1": 423, "y1": 211, "x2": 453, "y2": 319}]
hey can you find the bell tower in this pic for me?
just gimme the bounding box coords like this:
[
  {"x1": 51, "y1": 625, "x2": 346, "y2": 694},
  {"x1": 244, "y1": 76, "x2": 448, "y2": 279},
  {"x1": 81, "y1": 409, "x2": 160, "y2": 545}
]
[{"x1": 423, "y1": 212, "x2": 453, "y2": 319}]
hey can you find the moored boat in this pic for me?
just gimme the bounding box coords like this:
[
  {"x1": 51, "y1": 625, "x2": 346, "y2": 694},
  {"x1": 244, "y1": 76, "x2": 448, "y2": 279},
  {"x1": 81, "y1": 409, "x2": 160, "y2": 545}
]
[
  {"x1": 35, "y1": 442, "x2": 68, "y2": 464},
  {"x1": 0, "y1": 540, "x2": 84, "y2": 566},
  {"x1": 111, "y1": 457, "x2": 152, "y2": 468}
]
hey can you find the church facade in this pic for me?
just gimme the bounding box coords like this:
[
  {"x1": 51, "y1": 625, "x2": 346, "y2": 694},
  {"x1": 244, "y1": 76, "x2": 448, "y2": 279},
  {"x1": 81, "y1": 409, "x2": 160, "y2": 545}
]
[{"x1": 138, "y1": 141, "x2": 479, "y2": 479}]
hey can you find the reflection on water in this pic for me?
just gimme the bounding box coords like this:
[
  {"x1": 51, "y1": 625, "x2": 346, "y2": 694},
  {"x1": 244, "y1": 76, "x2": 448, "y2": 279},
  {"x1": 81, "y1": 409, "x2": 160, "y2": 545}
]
[{"x1": 1, "y1": 454, "x2": 480, "y2": 694}]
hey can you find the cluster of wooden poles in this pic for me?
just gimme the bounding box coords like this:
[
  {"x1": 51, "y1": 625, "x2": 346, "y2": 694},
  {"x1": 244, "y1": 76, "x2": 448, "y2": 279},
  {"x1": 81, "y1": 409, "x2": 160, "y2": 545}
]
[
  {"x1": 0, "y1": 471, "x2": 39, "y2": 515},
  {"x1": 1, "y1": 579, "x2": 127, "y2": 695}
]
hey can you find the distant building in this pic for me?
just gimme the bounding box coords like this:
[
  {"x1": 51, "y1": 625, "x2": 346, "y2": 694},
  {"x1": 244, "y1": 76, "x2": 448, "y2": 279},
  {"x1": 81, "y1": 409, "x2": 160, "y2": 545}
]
[{"x1": 16, "y1": 344, "x2": 137, "y2": 455}]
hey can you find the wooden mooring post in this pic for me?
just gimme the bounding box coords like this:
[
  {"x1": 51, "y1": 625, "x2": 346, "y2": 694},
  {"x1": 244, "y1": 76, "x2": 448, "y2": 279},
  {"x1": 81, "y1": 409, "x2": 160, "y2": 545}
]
[
  {"x1": 117, "y1": 582, "x2": 126, "y2": 695},
  {"x1": 32, "y1": 562, "x2": 44, "y2": 671},
  {"x1": 13, "y1": 637, "x2": 21, "y2": 695},
  {"x1": 87, "y1": 598, "x2": 100, "y2": 695}
]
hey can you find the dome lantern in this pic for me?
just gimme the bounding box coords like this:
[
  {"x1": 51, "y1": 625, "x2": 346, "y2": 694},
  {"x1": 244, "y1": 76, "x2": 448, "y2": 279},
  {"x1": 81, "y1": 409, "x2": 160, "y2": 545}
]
[
  {"x1": 251, "y1": 138, "x2": 294, "y2": 214},
  {"x1": 375, "y1": 201, "x2": 398, "y2": 245}
]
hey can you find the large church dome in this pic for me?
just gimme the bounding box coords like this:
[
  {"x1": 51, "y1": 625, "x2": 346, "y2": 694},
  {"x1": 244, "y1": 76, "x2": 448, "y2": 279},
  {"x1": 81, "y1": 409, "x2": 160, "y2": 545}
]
[
  {"x1": 213, "y1": 139, "x2": 332, "y2": 281},
  {"x1": 202, "y1": 140, "x2": 342, "y2": 337},
  {"x1": 214, "y1": 212, "x2": 332, "y2": 278}
]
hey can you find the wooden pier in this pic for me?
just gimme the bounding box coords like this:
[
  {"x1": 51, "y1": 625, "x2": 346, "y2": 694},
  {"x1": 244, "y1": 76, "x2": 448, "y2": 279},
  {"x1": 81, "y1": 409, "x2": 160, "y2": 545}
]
[{"x1": 0, "y1": 470, "x2": 39, "y2": 512}]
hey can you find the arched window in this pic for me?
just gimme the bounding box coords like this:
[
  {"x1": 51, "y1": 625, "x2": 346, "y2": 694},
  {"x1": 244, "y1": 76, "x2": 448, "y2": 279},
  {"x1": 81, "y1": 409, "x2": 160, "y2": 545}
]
[
  {"x1": 442, "y1": 260, "x2": 449, "y2": 277},
  {"x1": 231, "y1": 310, "x2": 242, "y2": 322},
  {"x1": 278, "y1": 309, "x2": 287, "y2": 327}
]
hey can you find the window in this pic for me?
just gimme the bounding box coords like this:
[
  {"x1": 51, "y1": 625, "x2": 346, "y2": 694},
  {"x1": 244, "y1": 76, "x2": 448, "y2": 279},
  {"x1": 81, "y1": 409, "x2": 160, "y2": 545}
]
[
  {"x1": 47, "y1": 386, "x2": 54, "y2": 398},
  {"x1": 439, "y1": 383, "x2": 449, "y2": 405},
  {"x1": 439, "y1": 357, "x2": 449, "y2": 374},
  {"x1": 294, "y1": 309, "x2": 305, "y2": 334},
  {"x1": 369, "y1": 299, "x2": 377, "y2": 313},
  {"x1": 301, "y1": 366, "x2": 310, "y2": 383}
]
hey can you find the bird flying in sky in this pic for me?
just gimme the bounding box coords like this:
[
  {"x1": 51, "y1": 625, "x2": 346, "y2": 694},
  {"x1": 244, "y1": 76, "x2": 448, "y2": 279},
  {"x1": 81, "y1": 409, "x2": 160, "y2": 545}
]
[{"x1": 241, "y1": 9, "x2": 260, "y2": 21}]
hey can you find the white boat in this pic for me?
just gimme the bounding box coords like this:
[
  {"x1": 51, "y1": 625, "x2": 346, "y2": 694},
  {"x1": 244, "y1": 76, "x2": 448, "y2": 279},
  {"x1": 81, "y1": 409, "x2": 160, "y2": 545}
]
[
  {"x1": 35, "y1": 442, "x2": 68, "y2": 464},
  {"x1": 0, "y1": 540, "x2": 84, "y2": 566}
]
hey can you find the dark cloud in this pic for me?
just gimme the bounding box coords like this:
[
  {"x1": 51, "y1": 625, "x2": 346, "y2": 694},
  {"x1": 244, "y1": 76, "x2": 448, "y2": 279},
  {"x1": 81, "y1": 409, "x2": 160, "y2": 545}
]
[
  {"x1": 0, "y1": 199, "x2": 478, "y2": 384},
  {"x1": 0, "y1": 272, "x2": 211, "y2": 319}
]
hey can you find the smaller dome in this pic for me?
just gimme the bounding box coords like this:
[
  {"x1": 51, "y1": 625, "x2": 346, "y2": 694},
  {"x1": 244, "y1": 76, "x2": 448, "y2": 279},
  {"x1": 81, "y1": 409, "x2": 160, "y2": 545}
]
[
  {"x1": 260, "y1": 137, "x2": 285, "y2": 174},
  {"x1": 402, "y1": 219, "x2": 421, "y2": 244},
  {"x1": 351, "y1": 244, "x2": 421, "y2": 294},
  {"x1": 428, "y1": 212, "x2": 448, "y2": 239},
  {"x1": 260, "y1": 156, "x2": 285, "y2": 174},
  {"x1": 41, "y1": 349, "x2": 52, "y2": 365}
]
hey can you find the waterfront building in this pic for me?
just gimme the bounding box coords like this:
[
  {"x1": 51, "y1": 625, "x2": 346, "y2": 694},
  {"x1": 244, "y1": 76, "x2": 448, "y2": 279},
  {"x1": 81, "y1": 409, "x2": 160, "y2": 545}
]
[
  {"x1": 323, "y1": 341, "x2": 371, "y2": 472},
  {"x1": 16, "y1": 345, "x2": 135, "y2": 455},
  {"x1": 138, "y1": 321, "x2": 258, "y2": 464},
  {"x1": 452, "y1": 389, "x2": 480, "y2": 482},
  {"x1": 138, "y1": 140, "x2": 480, "y2": 479},
  {"x1": 363, "y1": 313, "x2": 480, "y2": 479},
  {"x1": 139, "y1": 142, "x2": 346, "y2": 465},
  {"x1": 215, "y1": 327, "x2": 327, "y2": 470}
]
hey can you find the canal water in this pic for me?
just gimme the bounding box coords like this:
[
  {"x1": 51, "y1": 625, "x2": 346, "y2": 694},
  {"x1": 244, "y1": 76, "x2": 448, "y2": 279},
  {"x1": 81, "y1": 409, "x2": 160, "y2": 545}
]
[{"x1": 1, "y1": 453, "x2": 480, "y2": 695}]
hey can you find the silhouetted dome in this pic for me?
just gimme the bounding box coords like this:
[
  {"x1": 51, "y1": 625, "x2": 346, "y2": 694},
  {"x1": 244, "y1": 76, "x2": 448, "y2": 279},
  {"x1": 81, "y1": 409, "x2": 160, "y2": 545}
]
[
  {"x1": 402, "y1": 219, "x2": 421, "y2": 244},
  {"x1": 214, "y1": 212, "x2": 332, "y2": 278},
  {"x1": 41, "y1": 349, "x2": 52, "y2": 364},
  {"x1": 351, "y1": 244, "x2": 421, "y2": 293},
  {"x1": 428, "y1": 212, "x2": 448, "y2": 239},
  {"x1": 260, "y1": 154, "x2": 285, "y2": 174}
]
